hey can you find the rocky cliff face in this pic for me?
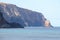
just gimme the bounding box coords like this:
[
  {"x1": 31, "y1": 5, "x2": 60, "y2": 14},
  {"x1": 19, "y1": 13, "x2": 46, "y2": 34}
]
[
  {"x1": 0, "y1": 2, "x2": 52, "y2": 28},
  {"x1": 0, "y1": 11, "x2": 24, "y2": 28}
]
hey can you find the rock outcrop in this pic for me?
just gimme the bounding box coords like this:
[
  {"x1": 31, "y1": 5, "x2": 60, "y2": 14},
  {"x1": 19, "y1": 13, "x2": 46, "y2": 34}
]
[
  {"x1": 0, "y1": 2, "x2": 52, "y2": 28},
  {"x1": 44, "y1": 20, "x2": 52, "y2": 28}
]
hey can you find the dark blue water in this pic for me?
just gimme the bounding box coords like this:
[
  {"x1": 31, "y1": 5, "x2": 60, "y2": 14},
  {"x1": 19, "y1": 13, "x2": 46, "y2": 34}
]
[{"x1": 0, "y1": 27, "x2": 60, "y2": 40}]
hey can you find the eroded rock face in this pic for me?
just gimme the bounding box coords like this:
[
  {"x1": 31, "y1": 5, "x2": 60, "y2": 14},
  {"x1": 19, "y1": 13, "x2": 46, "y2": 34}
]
[
  {"x1": 0, "y1": 11, "x2": 24, "y2": 28},
  {"x1": 44, "y1": 20, "x2": 51, "y2": 28},
  {"x1": 0, "y1": 2, "x2": 52, "y2": 27}
]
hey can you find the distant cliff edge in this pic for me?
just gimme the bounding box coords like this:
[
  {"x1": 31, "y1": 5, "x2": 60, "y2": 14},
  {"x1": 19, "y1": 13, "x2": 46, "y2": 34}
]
[{"x1": 0, "y1": 2, "x2": 52, "y2": 28}]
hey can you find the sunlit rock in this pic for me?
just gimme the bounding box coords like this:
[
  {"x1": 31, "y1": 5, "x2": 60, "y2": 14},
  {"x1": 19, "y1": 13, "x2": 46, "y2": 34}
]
[{"x1": 44, "y1": 20, "x2": 51, "y2": 27}]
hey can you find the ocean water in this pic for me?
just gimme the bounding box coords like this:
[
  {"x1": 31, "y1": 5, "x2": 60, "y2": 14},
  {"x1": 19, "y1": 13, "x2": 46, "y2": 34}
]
[{"x1": 0, "y1": 27, "x2": 60, "y2": 40}]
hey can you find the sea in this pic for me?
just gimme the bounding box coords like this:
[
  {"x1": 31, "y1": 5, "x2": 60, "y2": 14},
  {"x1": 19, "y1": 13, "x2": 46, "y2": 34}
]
[{"x1": 0, "y1": 27, "x2": 60, "y2": 40}]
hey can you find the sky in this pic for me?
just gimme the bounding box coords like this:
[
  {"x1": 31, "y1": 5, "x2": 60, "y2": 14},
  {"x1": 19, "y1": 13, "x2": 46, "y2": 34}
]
[{"x1": 0, "y1": 0, "x2": 60, "y2": 27}]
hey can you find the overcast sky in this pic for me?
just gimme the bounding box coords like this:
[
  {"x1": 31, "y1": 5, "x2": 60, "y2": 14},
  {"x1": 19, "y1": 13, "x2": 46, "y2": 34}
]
[{"x1": 0, "y1": 0, "x2": 60, "y2": 27}]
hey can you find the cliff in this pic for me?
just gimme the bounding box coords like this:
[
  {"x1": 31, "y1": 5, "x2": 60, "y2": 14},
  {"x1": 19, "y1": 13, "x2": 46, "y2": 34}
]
[
  {"x1": 0, "y1": 11, "x2": 24, "y2": 28},
  {"x1": 0, "y1": 2, "x2": 52, "y2": 28}
]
